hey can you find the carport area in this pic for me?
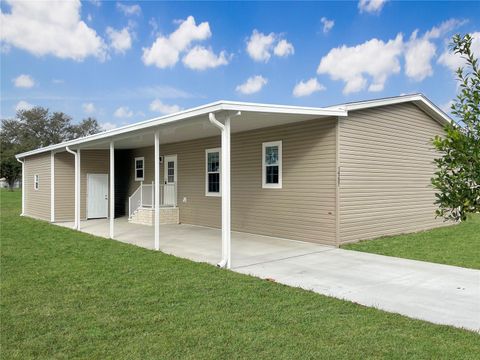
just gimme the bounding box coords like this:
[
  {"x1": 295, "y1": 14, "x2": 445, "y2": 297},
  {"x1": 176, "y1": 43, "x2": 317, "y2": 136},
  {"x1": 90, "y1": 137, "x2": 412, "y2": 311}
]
[
  {"x1": 55, "y1": 219, "x2": 480, "y2": 332},
  {"x1": 56, "y1": 217, "x2": 331, "y2": 267}
]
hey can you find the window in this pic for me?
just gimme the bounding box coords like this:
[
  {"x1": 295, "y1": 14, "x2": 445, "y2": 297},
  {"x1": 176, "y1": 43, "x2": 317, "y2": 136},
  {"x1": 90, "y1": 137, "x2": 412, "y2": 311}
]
[
  {"x1": 262, "y1": 141, "x2": 282, "y2": 188},
  {"x1": 34, "y1": 174, "x2": 39, "y2": 190},
  {"x1": 135, "y1": 157, "x2": 144, "y2": 181},
  {"x1": 205, "y1": 148, "x2": 221, "y2": 196}
]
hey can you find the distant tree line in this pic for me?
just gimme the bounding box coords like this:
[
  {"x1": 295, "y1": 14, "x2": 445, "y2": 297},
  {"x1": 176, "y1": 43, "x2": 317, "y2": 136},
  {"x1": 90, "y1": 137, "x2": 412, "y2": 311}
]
[{"x1": 0, "y1": 107, "x2": 101, "y2": 189}]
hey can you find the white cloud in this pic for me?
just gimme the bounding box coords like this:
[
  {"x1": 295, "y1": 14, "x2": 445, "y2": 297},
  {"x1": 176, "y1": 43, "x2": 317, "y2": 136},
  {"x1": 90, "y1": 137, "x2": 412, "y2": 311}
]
[
  {"x1": 236, "y1": 75, "x2": 268, "y2": 95},
  {"x1": 52, "y1": 79, "x2": 64, "y2": 84},
  {"x1": 142, "y1": 16, "x2": 212, "y2": 69},
  {"x1": 293, "y1": 78, "x2": 326, "y2": 97},
  {"x1": 100, "y1": 122, "x2": 117, "y2": 131},
  {"x1": 405, "y1": 19, "x2": 468, "y2": 81},
  {"x1": 87, "y1": 14, "x2": 93, "y2": 22},
  {"x1": 438, "y1": 31, "x2": 480, "y2": 72},
  {"x1": 116, "y1": 3, "x2": 141, "y2": 16},
  {"x1": 246, "y1": 30, "x2": 276, "y2": 62},
  {"x1": 320, "y1": 17, "x2": 335, "y2": 34},
  {"x1": 13, "y1": 74, "x2": 35, "y2": 88},
  {"x1": 317, "y1": 34, "x2": 403, "y2": 94},
  {"x1": 182, "y1": 46, "x2": 229, "y2": 70},
  {"x1": 424, "y1": 18, "x2": 467, "y2": 39},
  {"x1": 82, "y1": 102, "x2": 96, "y2": 114},
  {"x1": 15, "y1": 100, "x2": 33, "y2": 112},
  {"x1": 0, "y1": 0, "x2": 107, "y2": 61},
  {"x1": 114, "y1": 106, "x2": 133, "y2": 118},
  {"x1": 358, "y1": 0, "x2": 388, "y2": 14},
  {"x1": 149, "y1": 99, "x2": 181, "y2": 114},
  {"x1": 273, "y1": 39, "x2": 294, "y2": 57},
  {"x1": 106, "y1": 27, "x2": 132, "y2": 54},
  {"x1": 246, "y1": 30, "x2": 294, "y2": 62},
  {"x1": 404, "y1": 31, "x2": 436, "y2": 81}
]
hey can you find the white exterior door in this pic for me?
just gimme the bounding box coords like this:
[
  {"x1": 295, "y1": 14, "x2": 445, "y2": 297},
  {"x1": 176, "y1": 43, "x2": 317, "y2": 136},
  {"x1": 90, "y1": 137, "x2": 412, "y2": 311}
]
[
  {"x1": 87, "y1": 174, "x2": 109, "y2": 219},
  {"x1": 163, "y1": 155, "x2": 177, "y2": 206}
]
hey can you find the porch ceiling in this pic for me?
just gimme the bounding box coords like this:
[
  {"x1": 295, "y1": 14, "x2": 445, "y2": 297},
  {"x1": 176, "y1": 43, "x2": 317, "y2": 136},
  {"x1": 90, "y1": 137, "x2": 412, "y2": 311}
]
[{"x1": 78, "y1": 111, "x2": 335, "y2": 150}]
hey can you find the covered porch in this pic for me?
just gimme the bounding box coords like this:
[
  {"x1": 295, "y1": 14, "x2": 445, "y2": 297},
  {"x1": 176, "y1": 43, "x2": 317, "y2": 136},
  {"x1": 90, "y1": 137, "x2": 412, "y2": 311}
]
[
  {"x1": 57, "y1": 101, "x2": 345, "y2": 268},
  {"x1": 57, "y1": 217, "x2": 330, "y2": 268}
]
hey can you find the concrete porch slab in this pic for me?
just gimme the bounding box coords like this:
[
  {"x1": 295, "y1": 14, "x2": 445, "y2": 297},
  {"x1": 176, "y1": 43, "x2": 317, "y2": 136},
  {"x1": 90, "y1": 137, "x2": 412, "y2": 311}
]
[{"x1": 55, "y1": 218, "x2": 480, "y2": 332}]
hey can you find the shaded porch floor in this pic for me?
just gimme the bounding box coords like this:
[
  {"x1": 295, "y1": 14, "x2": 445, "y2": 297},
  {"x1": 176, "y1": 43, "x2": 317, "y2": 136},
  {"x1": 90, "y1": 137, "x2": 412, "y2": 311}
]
[{"x1": 56, "y1": 217, "x2": 332, "y2": 268}]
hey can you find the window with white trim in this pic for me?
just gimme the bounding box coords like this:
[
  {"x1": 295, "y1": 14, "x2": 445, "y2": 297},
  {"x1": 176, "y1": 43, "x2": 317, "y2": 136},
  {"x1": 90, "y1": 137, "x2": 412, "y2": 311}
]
[
  {"x1": 135, "y1": 157, "x2": 144, "y2": 181},
  {"x1": 34, "y1": 174, "x2": 39, "y2": 190},
  {"x1": 262, "y1": 141, "x2": 282, "y2": 188},
  {"x1": 205, "y1": 148, "x2": 221, "y2": 196}
]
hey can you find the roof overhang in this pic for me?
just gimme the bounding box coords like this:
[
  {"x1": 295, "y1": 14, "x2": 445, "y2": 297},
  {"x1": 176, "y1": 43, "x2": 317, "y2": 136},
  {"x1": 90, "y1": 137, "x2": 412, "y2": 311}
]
[
  {"x1": 326, "y1": 93, "x2": 452, "y2": 126},
  {"x1": 15, "y1": 100, "x2": 347, "y2": 158}
]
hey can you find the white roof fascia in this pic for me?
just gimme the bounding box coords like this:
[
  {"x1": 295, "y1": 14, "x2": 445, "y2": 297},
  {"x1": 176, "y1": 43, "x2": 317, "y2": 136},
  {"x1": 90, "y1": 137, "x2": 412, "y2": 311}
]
[
  {"x1": 328, "y1": 94, "x2": 452, "y2": 126},
  {"x1": 16, "y1": 100, "x2": 347, "y2": 158}
]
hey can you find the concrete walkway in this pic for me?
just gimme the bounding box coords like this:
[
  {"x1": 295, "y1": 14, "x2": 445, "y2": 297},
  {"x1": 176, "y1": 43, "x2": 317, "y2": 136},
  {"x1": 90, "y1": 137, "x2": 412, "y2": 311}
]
[{"x1": 56, "y1": 218, "x2": 480, "y2": 332}]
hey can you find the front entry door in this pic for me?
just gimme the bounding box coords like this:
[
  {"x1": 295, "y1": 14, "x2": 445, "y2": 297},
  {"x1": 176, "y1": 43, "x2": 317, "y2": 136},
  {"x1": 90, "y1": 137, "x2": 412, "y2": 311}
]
[
  {"x1": 163, "y1": 155, "x2": 177, "y2": 206},
  {"x1": 87, "y1": 174, "x2": 109, "y2": 219}
]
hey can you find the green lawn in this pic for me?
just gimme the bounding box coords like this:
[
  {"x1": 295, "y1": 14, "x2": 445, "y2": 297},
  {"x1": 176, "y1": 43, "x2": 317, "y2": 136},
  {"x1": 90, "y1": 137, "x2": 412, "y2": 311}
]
[
  {"x1": 1, "y1": 191, "x2": 479, "y2": 359},
  {"x1": 342, "y1": 215, "x2": 480, "y2": 269}
]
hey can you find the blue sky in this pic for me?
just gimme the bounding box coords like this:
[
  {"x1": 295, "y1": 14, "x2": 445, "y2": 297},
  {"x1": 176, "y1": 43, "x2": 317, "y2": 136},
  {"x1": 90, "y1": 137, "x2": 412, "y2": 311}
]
[{"x1": 1, "y1": 0, "x2": 479, "y2": 130}]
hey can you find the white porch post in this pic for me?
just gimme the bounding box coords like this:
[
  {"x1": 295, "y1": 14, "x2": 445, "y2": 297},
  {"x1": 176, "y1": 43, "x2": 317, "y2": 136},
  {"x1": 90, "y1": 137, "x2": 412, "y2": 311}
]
[
  {"x1": 223, "y1": 117, "x2": 231, "y2": 268},
  {"x1": 50, "y1": 151, "x2": 55, "y2": 222},
  {"x1": 77, "y1": 149, "x2": 81, "y2": 230},
  {"x1": 109, "y1": 141, "x2": 115, "y2": 239},
  {"x1": 209, "y1": 112, "x2": 239, "y2": 269},
  {"x1": 154, "y1": 129, "x2": 160, "y2": 250},
  {"x1": 65, "y1": 146, "x2": 80, "y2": 230},
  {"x1": 16, "y1": 158, "x2": 25, "y2": 216}
]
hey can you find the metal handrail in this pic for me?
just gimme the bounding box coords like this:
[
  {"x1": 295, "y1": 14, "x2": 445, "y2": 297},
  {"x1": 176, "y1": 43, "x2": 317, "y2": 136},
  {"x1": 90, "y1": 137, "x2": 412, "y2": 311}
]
[{"x1": 128, "y1": 182, "x2": 176, "y2": 219}]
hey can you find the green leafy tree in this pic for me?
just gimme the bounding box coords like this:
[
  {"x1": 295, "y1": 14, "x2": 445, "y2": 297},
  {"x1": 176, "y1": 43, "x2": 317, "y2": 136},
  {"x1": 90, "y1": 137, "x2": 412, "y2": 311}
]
[
  {"x1": 432, "y1": 34, "x2": 480, "y2": 221},
  {"x1": 0, "y1": 107, "x2": 101, "y2": 189}
]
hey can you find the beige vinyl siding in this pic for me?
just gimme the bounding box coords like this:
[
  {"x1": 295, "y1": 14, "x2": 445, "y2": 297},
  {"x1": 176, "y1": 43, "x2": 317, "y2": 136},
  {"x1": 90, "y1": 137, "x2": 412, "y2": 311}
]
[
  {"x1": 127, "y1": 118, "x2": 337, "y2": 245},
  {"x1": 24, "y1": 152, "x2": 51, "y2": 220},
  {"x1": 54, "y1": 151, "x2": 75, "y2": 221},
  {"x1": 51, "y1": 150, "x2": 110, "y2": 221},
  {"x1": 338, "y1": 103, "x2": 446, "y2": 244}
]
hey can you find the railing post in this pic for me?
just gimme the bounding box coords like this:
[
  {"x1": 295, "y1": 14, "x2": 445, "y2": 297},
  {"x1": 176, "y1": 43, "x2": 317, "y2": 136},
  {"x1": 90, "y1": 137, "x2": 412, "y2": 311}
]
[
  {"x1": 128, "y1": 197, "x2": 131, "y2": 218},
  {"x1": 174, "y1": 183, "x2": 177, "y2": 207},
  {"x1": 140, "y1": 181, "x2": 143, "y2": 207},
  {"x1": 152, "y1": 181, "x2": 154, "y2": 207}
]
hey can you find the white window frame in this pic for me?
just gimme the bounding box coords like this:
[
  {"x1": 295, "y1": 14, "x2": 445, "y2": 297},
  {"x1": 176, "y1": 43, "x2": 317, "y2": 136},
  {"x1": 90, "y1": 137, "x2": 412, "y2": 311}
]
[
  {"x1": 134, "y1": 157, "x2": 145, "y2": 181},
  {"x1": 262, "y1": 140, "x2": 282, "y2": 189},
  {"x1": 205, "y1": 148, "x2": 221, "y2": 197},
  {"x1": 34, "y1": 174, "x2": 39, "y2": 190}
]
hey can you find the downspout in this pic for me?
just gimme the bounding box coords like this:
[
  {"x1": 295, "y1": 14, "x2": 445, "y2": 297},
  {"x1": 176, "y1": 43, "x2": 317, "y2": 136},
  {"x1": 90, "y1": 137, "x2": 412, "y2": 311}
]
[
  {"x1": 65, "y1": 146, "x2": 79, "y2": 230},
  {"x1": 16, "y1": 158, "x2": 25, "y2": 216},
  {"x1": 209, "y1": 111, "x2": 241, "y2": 269}
]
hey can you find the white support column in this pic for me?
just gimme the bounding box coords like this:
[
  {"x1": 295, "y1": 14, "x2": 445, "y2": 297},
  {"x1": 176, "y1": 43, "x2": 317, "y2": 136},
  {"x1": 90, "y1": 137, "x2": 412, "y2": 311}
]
[
  {"x1": 65, "y1": 146, "x2": 80, "y2": 230},
  {"x1": 154, "y1": 129, "x2": 160, "y2": 251},
  {"x1": 223, "y1": 117, "x2": 231, "y2": 268},
  {"x1": 50, "y1": 151, "x2": 55, "y2": 222},
  {"x1": 109, "y1": 141, "x2": 115, "y2": 239},
  {"x1": 209, "y1": 112, "x2": 239, "y2": 269},
  {"x1": 77, "y1": 149, "x2": 81, "y2": 230},
  {"x1": 16, "y1": 158, "x2": 25, "y2": 216}
]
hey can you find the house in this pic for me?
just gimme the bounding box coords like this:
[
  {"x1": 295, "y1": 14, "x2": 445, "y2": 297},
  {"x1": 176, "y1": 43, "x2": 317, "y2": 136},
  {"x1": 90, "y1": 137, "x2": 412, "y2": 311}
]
[{"x1": 15, "y1": 94, "x2": 451, "y2": 268}]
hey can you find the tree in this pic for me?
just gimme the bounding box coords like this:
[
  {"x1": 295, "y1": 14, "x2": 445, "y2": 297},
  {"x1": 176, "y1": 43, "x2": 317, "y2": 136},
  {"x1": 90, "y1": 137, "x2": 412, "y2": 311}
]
[
  {"x1": 432, "y1": 34, "x2": 480, "y2": 221},
  {"x1": 0, "y1": 107, "x2": 101, "y2": 189}
]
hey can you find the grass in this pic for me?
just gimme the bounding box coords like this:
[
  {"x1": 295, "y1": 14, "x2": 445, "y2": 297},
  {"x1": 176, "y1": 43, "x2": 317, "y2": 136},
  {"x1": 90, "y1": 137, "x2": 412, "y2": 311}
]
[
  {"x1": 1, "y1": 190, "x2": 479, "y2": 359},
  {"x1": 342, "y1": 215, "x2": 480, "y2": 269}
]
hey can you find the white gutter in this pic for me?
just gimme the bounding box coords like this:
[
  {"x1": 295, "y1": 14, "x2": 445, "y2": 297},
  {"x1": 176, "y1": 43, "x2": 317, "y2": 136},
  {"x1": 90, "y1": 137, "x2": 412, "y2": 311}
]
[
  {"x1": 15, "y1": 101, "x2": 347, "y2": 159},
  {"x1": 16, "y1": 158, "x2": 25, "y2": 216},
  {"x1": 65, "y1": 146, "x2": 80, "y2": 230},
  {"x1": 209, "y1": 111, "x2": 241, "y2": 269}
]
